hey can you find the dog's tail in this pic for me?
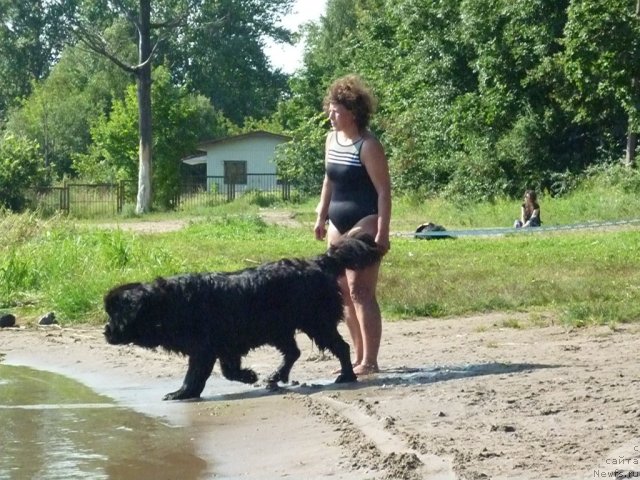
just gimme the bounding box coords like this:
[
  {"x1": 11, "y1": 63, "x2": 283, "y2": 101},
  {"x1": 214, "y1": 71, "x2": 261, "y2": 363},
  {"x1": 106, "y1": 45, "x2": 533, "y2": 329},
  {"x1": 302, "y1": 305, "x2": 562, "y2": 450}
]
[{"x1": 317, "y1": 232, "x2": 383, "y2": 275}]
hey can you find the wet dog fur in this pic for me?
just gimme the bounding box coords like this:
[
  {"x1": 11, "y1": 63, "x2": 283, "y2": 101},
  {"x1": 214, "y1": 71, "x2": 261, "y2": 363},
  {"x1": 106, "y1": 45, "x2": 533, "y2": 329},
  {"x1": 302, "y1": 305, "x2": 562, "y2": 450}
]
[{"x1": 103, "y1": 232, "x2": 382, "y2": 400}]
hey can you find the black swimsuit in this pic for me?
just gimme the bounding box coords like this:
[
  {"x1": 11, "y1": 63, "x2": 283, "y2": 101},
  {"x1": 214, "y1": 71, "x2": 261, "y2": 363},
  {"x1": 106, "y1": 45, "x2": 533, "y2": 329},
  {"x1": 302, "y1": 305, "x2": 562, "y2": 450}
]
[{"x1": 326, "y1": 131, "x2": 378, "y2": 234}]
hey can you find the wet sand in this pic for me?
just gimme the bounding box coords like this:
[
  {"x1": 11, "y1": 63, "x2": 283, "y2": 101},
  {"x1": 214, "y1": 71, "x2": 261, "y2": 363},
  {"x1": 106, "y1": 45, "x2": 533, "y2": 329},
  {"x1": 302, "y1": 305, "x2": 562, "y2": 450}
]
[{"x1": 1, "y1": 314, "x2": 639, "y2": 479}]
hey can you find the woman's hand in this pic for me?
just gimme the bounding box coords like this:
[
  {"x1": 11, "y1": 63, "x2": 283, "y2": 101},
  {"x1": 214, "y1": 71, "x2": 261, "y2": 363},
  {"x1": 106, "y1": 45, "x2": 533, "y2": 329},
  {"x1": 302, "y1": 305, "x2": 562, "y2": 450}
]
[
  {"x1": 375, "y1": 232, "x2": 390, "y2": 255},
  {"x1": 314, "y1": 218, "x2": 327, "y2": 241}
]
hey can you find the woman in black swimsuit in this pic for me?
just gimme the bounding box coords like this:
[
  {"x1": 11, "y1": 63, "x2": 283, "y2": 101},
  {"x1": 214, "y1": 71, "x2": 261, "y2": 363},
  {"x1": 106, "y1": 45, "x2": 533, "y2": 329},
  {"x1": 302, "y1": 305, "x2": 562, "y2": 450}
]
[{"x1": 314, "y1": 74, "x2": 392, "y2": 376}]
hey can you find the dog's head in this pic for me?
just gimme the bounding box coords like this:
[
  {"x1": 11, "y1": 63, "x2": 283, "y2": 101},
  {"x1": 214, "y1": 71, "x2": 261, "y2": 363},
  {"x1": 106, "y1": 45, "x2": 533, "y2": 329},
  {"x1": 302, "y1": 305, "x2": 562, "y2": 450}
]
[{"x1": 103, "y1": 282, "x2": 164, "y2": 349}]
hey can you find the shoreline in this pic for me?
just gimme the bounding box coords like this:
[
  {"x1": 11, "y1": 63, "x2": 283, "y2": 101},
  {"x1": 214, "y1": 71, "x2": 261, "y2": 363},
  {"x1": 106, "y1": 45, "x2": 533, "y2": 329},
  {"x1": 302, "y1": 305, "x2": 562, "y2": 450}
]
[{"x1": 1, "y1": 315, "x2": 638, "y2": 479}]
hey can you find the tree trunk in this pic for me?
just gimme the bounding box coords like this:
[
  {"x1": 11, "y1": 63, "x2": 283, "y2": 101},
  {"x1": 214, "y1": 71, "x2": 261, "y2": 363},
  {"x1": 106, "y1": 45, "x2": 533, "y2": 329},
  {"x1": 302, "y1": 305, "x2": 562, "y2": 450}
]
[
  {"x1": 627, "y1": 130, "x2": 637, "y2": 168},
  {"x1": 136, "y1": 0, "x2": 153, "y2": 214},
  {"x1": 626, "y1": 0, "x2": 640, "y2": 168}
]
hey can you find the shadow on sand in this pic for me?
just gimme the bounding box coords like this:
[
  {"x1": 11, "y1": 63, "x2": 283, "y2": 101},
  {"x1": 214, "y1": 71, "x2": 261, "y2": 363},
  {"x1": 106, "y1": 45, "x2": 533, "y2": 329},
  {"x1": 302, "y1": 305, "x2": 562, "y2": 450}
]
[{"x1": 195, "y1": 361, "x2": 559, "y2": 403}]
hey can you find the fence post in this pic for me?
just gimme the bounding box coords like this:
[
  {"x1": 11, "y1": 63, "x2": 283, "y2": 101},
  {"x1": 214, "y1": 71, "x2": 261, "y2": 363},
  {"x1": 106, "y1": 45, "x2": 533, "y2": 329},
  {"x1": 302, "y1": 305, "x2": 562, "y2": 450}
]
[
  {"x1": 117, "y1": 180, "x2": 124, "y2": 213},
  {"x1": 62, "y1": 180, "x2": 70, "y2": 214},
  {"x1": 281, "y1": 179, "x2": 290, "y2": 201},
  {"x1": 226, "y1": 183, "x2": 235, "y2": 201}
]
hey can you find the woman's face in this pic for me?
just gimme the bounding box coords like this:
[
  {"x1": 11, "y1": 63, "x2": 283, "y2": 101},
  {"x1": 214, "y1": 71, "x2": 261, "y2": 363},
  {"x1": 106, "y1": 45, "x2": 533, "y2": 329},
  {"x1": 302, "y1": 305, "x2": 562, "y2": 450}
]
[{"x1": 328, "y1": 102, "x2": 355, "y2": 131}]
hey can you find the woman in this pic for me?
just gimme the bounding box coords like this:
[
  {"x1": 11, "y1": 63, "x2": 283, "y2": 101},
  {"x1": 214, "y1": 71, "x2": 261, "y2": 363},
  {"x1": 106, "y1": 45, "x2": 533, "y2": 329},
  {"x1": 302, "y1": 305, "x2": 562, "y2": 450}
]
[
  {"x1": 514, "y1": 189, "x2": 541, "y2": 228},
  {"x1": 313, "y1": 74, "x2": 391, "y2": 376}
]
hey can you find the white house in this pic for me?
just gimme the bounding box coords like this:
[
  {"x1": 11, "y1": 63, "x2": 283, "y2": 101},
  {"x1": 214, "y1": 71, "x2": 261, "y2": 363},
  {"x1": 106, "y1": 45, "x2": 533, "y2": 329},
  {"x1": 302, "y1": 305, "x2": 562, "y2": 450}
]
[{"x1": 183, "y1": 130, "x2": 291, "y2": 195}]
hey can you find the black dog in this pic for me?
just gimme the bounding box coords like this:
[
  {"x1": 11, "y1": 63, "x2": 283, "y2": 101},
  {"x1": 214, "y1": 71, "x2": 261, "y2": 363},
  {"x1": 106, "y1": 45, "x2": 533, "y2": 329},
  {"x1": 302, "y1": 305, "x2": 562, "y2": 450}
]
[{"x1": 103, "y1": 232, "x2": 382, "y2": 400}]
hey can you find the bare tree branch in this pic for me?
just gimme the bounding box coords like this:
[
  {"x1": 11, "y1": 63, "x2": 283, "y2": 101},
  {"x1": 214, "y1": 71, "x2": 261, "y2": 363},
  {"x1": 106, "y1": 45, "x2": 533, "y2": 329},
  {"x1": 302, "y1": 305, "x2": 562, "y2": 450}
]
[
  {"x1": 71, "y1": 23, "x2": 137, "y2": 74},
  {"x1": 133, "y1": 39, "x2": 162, "y2": 73}
]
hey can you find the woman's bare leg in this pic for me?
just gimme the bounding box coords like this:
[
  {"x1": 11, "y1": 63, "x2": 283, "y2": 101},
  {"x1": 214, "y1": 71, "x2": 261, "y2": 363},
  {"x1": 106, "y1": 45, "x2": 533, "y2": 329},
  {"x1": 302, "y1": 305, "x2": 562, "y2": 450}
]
[
  {"x1": 338, "y1": 275, "x2": 363, "y2": 365},
  {"x1": 345, "y1": 262, "x2": 381, "y2": 374},
  {"x1": 328, "y1": 217, "x2": 383, "y2": 375}
]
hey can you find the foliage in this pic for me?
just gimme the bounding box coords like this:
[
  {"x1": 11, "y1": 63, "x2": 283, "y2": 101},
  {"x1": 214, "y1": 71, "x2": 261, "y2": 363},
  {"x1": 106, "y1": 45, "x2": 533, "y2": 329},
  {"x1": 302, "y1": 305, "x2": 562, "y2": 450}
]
[
  {"x1": 4, "y1": 22, "x2": 141, "y2": 180},
  {"x1": 0, "y1": 0, "x2": 75, "y2": 120},
  {"x1": 4, "y1": 0, "x2": 639, "y2": 206},
  {"x1": 274, "y1": 0, "x2": 640, "y2": 200},
  {"x1": 74, "y1": 66, "x2": 229, "y2": 209},
  {"x1": 273, "y1": 112, "x2": 328, "y2": 195},
  {"x1": 1, "y1": 0, "x2": 297, "y2": 214},
  {"x1": 0, "y1": 133, "x2": 46, "y2": 210},
  {"x1": 159, "y1": 0, "x2": 295, "y2": 124},
  {"x1": 562, "y1": 0, "x2": 640, "y2": 133},
  {"x1": 271, "y1": 0, "x2": 362, "y2": 195}
]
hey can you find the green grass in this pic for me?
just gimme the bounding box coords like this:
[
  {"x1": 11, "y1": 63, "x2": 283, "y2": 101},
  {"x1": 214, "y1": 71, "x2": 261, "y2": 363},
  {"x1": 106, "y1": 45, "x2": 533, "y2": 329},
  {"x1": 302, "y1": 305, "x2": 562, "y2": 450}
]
[{"x1": 2, "y1": 170, "x2": 640, "y2": 328}]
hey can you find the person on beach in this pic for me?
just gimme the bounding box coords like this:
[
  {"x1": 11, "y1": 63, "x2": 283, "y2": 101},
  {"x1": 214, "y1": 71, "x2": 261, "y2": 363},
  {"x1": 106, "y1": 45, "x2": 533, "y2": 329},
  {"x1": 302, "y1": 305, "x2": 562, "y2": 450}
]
[
  {"x1": 514, "y1": 189, "x2": 542, "y2": 228},
  {"x1": 313, "y1": 74, "x2": 392, "y2": 376}
]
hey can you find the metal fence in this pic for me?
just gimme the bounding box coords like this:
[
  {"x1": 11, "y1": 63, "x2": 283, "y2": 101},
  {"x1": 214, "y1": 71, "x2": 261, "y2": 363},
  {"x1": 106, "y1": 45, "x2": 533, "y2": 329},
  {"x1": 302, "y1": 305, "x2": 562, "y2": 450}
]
[
  {"x1": 177, "y1": 174, "x2": 293, "y2": 209},
  {"x1": 25, "y1": 182, "x2": 131, "y2": 217},
  {"x1": 25, "y1": 175, "x2": 294, "y2": 217}
]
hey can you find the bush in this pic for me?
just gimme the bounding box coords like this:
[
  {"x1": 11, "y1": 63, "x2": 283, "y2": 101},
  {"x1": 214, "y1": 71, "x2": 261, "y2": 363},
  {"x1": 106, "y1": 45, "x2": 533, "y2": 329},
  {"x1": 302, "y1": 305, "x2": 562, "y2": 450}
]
[{"x1": 0, "y1": 133, "x2": 46, "y2": 211}]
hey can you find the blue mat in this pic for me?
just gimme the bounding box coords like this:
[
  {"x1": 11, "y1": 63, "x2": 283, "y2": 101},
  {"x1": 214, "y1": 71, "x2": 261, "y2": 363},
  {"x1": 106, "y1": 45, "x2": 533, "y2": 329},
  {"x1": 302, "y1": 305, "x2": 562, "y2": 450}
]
[{"x1": 410, "y1": 218, "x2": 640, "y2": 239}]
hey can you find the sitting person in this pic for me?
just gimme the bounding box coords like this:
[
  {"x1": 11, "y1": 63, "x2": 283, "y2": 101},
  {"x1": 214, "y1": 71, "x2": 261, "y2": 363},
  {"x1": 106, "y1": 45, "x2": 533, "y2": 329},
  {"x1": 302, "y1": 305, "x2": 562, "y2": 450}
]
[{"x1": 514, "y1": 190, "x2": 542, "y2": 228}]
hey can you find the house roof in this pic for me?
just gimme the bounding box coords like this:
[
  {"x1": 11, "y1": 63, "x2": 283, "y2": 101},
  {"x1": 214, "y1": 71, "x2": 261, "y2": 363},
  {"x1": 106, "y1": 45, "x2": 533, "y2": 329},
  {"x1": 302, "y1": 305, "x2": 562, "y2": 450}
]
[
  {"x1": 182, "y1": 151, "x2": 207, "y2": 165},
  {"x1": 197, "y1": 130, "x2": 291, "y2": 149}
]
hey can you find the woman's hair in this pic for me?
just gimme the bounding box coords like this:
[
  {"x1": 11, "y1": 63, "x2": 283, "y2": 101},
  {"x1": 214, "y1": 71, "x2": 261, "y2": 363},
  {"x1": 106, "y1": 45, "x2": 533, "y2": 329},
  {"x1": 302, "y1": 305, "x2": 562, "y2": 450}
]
[
  {"x1": 524, "y1": 190, "x2": 538, "y2": 203},
  {"x1": 323, "y1": 74, "x2": 377, "y2": 130}
]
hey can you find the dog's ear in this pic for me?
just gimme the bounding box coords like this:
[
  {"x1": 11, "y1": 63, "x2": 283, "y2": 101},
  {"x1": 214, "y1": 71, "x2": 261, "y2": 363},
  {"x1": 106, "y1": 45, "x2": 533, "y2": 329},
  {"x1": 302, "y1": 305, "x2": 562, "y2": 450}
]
[{"x1": 104, "y1": 283, "x2": 146, "y2": 318}]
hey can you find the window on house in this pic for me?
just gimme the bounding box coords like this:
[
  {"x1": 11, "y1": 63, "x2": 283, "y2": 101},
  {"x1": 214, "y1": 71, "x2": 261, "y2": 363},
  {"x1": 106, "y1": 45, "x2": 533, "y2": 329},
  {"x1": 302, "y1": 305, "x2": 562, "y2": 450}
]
[{"x1": 224, "y1": 161, "x2": 247, "y2": 184}]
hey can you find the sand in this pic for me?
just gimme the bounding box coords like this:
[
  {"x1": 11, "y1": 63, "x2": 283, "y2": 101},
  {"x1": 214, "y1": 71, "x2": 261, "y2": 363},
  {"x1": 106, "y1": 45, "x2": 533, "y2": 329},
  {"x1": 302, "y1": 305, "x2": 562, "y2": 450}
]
[{"x1": 1, "y1": 313, "x2": 638, "y2": 479}]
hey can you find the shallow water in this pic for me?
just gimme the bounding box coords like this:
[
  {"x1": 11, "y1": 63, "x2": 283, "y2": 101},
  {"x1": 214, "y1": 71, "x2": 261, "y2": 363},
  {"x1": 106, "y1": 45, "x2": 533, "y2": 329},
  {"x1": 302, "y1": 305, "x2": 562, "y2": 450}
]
[{"x1": 0, "y1": 365, "x2": 211, "y2": 480}]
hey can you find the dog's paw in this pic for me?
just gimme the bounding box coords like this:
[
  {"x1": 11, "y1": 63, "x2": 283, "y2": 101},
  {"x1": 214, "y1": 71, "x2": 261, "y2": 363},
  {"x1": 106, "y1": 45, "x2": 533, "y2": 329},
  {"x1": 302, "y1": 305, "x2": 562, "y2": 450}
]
[
  {"x1": 265, "y1": 380, "x2": 284, "y2": 392},
  {"x1": 267, "y1": 371, "x2": 289, "y2": 384},
  {"x1": 163, "y1": 389, "x2": 200, "y2": 401},
  {"x1": 334, "y1": 372, "x2": 357, "y2": 383}
]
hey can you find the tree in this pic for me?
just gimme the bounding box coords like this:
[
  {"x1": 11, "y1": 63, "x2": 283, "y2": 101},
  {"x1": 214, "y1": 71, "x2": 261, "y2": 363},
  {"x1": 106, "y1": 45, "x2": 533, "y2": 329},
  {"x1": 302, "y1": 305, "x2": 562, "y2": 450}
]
[
  {"x1": 277, "y1": 0, "x2": 637, "y2": 200},
  {"x1": 161, "y1": 0, "x2": 294, "y2": 124},
  {"x1": 0, "y1": 0, "x2": 75, "y2": 120},
  {"x1": 0, "y1": 133, "x2": 45, "y2": 210},
  {"x1": 4, "y1": 42, "x2": 131, "y2": 179},
  {"x1": 272, "y1": 0, "x2": 360, "y2": 194},
  {"x1": 60, "y1": 0, "x2": 295, "y2": 213},
  {"x1": 74, "y1": 65, "x2": 228, "y2": 208},
  {"x1": 62, "y1": 0, "x2": 197, "y2": 213},
  {"x1": 562, "y1": 0, "x2": 640, "y2": 168},
  {"x1": 627, "y1": 0, "x2": 640, "y2": 167}
]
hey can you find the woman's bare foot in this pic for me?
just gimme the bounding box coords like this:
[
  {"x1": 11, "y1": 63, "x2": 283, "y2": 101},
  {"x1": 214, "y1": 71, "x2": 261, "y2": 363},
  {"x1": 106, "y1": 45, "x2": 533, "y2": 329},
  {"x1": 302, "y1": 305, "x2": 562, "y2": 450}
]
[{"x1": 353, "y1": 363, "x2": 379, "y2": 376}]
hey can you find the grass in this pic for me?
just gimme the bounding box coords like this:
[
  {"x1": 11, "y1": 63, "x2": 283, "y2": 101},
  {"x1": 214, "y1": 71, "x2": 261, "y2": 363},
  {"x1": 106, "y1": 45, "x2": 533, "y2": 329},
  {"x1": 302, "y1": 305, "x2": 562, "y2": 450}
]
[{"x1": 2, "y1": 170, "x2": 640, "y2": 328}]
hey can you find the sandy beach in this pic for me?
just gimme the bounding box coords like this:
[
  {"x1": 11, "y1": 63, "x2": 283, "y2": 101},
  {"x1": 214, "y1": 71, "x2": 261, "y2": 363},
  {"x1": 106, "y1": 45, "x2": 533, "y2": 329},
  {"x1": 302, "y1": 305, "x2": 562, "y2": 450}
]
[{"x1": 1, "y1": 313, "x2": 638, "y2": 479}]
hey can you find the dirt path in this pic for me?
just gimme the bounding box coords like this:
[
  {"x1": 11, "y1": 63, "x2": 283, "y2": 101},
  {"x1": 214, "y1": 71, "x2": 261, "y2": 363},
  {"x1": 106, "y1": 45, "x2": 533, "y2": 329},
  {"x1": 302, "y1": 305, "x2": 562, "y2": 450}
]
[
  {"x1": 92, "y1": 210, "x2": 303, "y2": 235},
  {"x1": 1, "y1": 314, "x2": 638, "y2": 479}
]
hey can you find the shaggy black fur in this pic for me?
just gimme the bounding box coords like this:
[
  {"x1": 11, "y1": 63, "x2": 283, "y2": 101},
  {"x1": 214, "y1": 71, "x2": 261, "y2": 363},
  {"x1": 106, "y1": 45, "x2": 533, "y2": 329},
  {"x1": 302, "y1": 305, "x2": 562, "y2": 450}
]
[{"x1": 103, "y1": 232, "x2": 382, "y2": 400}]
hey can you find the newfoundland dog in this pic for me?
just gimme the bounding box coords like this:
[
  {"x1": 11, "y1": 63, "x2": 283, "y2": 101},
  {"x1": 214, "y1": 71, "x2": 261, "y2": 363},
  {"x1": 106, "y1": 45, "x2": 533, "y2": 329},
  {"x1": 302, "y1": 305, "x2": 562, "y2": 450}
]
[{"x1": 103, "y1": 232, "x2": 382, "y2": 400}]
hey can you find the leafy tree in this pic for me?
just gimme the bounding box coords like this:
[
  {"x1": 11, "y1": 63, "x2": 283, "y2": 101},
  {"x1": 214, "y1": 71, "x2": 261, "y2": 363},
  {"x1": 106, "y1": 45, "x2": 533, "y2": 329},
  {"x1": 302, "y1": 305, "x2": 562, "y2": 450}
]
[
  {"x1": 59, "y1": 0, "x2": 201, "y2": 213},
  {"x1": 0, "y1": 0, "x2": 75, "y2": 120},
  {"x1": 562, "y1": 0, "x2": 640, "y2": 167},
  {"x1": 151, "y1": 67, "x2": 229, "y2": 208},
  {"x1": 74, "y1": 66, "x2": 228, "y2": 209},
  {"x1": 57, "y1": 0, "x2": 296, "y2": 213},
  {"x1": 4, "y1": 42, "x2": 131, "y2": 180},
  {"x1": 272, "y1": 0, "x2": 361, "y2": 194},
  {"x1": 160, "y1": 0, "x2": 294, "y2": 124},
  {"x1": 276, "y1": 0, "x2": 637, "y2": 200},
  {"x1": 0, "y1": 133, "x2": 45, "y2": 210}
]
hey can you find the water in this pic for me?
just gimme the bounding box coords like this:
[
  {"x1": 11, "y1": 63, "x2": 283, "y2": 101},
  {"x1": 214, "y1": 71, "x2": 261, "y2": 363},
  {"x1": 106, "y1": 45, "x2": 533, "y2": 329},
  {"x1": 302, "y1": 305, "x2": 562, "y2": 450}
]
[
  {"x1": 0, "y1": 358, "x2": 554, "y2": 479},
  {"x1": 0, "y1": 365, "x2": 210, "y2": 480}
]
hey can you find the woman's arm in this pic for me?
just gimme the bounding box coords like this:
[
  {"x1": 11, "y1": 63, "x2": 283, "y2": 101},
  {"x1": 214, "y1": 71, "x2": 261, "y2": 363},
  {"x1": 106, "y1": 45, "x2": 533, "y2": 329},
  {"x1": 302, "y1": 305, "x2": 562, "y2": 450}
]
[
  {"x1": 523, "y1": 207, "x2": 540, "y2": 227},
  {"x1": 360, "y1": 134, "x2": 392, "y2": 253},
  {"x1": 314, "y1": 134, "x2": 333, "y2": 240}
]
